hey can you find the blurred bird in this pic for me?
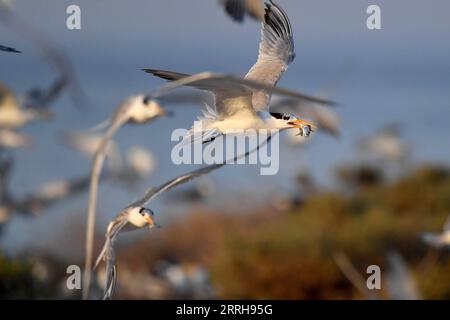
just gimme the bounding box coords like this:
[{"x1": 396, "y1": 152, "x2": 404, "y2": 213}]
[
  {"x1": 124, "y1": 146, "x2": 156, "y2": 177},
  {"x1": 114, "y1": 146, "x2": 157, "y2": 186},
  {"x1": 386, "y1": 251, "x2": 421, "y2": 300},
  {"x1": 0, "y1": 129, "x2": 32, "y2": 149},
  {"x1": 144, "y1": 1, "x2": 335, "y2": 144},
  {"x1": 155, "y1": 260, "x2": 215, "y2": 299},
  {"x1": 219, "y1": 0, "x2": 264, "y2": 23},
  {"x1": 0, "y1": 83, "x2": 51, "y2": 129},
  {"x1": 358, "y1": 125, "x2": 409, "y2": 163},
  {"x1": 0, "y1": 2, "x2": 85, "y2": 110},
  {"x1": 10, "y1": 173, "x2": 106, "y2": 216},
  {"x1": 83, "y1": 95, "x2": 167, "y2": 299},
  {"x1": 94, "y1": 206, "x2": 158, "y2": 300},
  {"x1": 421, "y1": 215, "x2": 450, "y2": 249},
  {"x1": 63, "y1": 131, "x2": 122, "y2": 171},
  {"x1": 93, "y1": 163, "x2": 223, "y2": 300},
  {"x1": 90, "y1": 135, "x2": 274, "y2": 299},
  {"x1": 0, "y1": 44, "x2": 20, "y2": 53}
]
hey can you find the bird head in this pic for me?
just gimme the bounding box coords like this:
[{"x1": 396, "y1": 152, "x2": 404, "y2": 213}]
[
  {"x1": 128, "y1": 206, "x2": 158, "y2": 228},
  {"x1": 127, "y1": 95, "x2": 166, "y2": 124},
  {"x1": 269, "y1": 112, "x2": 315, "y2": 137}
]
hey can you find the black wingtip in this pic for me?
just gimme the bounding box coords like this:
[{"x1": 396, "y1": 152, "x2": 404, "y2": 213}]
[
  {"x1": 263, "y1": 0, "x2": 292, "y2": 37},
  {"x1": 0, "y1": 46, "x2": 21, "y2": 53},
  {"x1": 224, "y1": 0, "x2": 245, "y2": 23}
]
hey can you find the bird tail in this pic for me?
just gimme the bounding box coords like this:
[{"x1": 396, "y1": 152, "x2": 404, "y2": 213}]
[
  {"x1": 182, "y1": 128, "x2": 222, "y2": 146},
  {"x1": 181, "y1": 103, "x2": 222, "y2": 145},
  {"x1": 94, "y1": 236, "x2": 118, "y2": 300},
  {"x1": 102, "y1": 264, "x2": 117, "y2": 300},
  {"x1": 94, "y1": 238, "x2": 109, "y2": 270}
]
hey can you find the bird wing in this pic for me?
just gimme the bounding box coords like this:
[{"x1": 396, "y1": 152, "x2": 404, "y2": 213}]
[
  {"x1": 144, "y1": 69, "x2": 254, "y2": 117},
  {"x1": 246, "y1": 0, "x2": 265, "y2": 21},
  {"x1": 83, "y1": 100, "x2": 131, "y2": 299},
  {"x1": 244, "y1": 0, "x2": 295, "y2": 112},
  {"x1": 220, "y1": 0, "x2": 264, "y2": 22},
  {"x1": 128, "y1": 133, "x2": 275, "y2": 208},
  {"x1": 143, "y1": 70, "x2": 335, "y2": 117},
  {"x1": 94, "y1": 212, "x2": 129, "y2": 300},
  {"x1": 0, "y1": 44, "x2": 20, "y2": 53},
  {"x1": 93, "y1": 134, "x2": 274, "y2": 299},
  {"x1": 221, "y1": 0, "x2": 246, "y2": 22},
  {"x1": 129, "y1": 163, "x2": 225, "y2": 208},
  {"x1": 157, "y1": 91, "x2": 212, "y2": 107}
]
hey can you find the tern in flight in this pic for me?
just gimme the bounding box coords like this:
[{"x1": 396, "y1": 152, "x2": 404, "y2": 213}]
[
  {"x1": 93, "y1": 135, "x2": 273, "y2": 299},
  {"x1": 144, "y1": 1, "x2": 335, "y2": 144},
  {"x1": 82, "y1": 95, "x2": 168, "y2": 299},
  {"x1": 219, "y1": 0, "x2": 264, "y2": 23}
]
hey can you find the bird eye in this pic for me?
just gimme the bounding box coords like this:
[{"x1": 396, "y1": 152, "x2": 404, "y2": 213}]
[
  {"x1": 139, "y1": 207, "x2": 153, "y2": 216},
  {"x1": 142, "y1": 96, "x2": 150, "y2": 105},
  {"x1": 270, "y1": 113, "x2": 284, "y2": 120}
]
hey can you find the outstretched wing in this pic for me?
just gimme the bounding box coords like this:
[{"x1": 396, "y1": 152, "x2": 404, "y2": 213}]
[
  {"x1": 144, "y1": 69, "x2": 253, "y2": 117},
  {"x1": 221, "y1": 0, "x2": 246, "y2": 22},
  {"x1": 245, "y1": 0, "x2": 295, "y2": 111},
  {"x1": 94, "y1": 212, "x2": 129, "y2": 300},
  {"x1": 83, "y1": 98, "x2": 133, "y2": 300},
  {"x1": 129, "y1": 134, "x2": 275, "y2": 208},
  {"x1": 143, "y1": 70, "x2": 335, "y2": 117},
  {"x1": 220, "y1": 0, "x2": 264, "y2": 22},
  {"x1": 130, "y1": 163, "x2": 225, "y2": 208}
]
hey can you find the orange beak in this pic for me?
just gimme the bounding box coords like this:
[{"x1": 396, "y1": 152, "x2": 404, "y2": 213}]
[
  {"x1": 287, "y1": 119, "x2": 315, "y2": 129},
  {"x1": 144, "y1": 215, "x2": 155, "y2": 226}
]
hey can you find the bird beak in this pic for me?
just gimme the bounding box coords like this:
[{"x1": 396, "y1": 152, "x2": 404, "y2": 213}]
[
  {"x1": 287, "y1": 119, "x2": 315, "y2": 129},
  {"x1": 144, "y1": 215, "x2": 155, "y2": 226}
]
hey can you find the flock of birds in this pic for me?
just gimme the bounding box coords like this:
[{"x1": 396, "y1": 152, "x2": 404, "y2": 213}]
[{"x1": 1, "y1": 0, "x2": 449, "y2": 300}]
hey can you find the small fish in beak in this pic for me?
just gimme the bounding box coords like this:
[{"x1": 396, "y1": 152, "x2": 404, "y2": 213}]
[{"x1": 288, "y1": 119, "x2": 315, "y2": 137}]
